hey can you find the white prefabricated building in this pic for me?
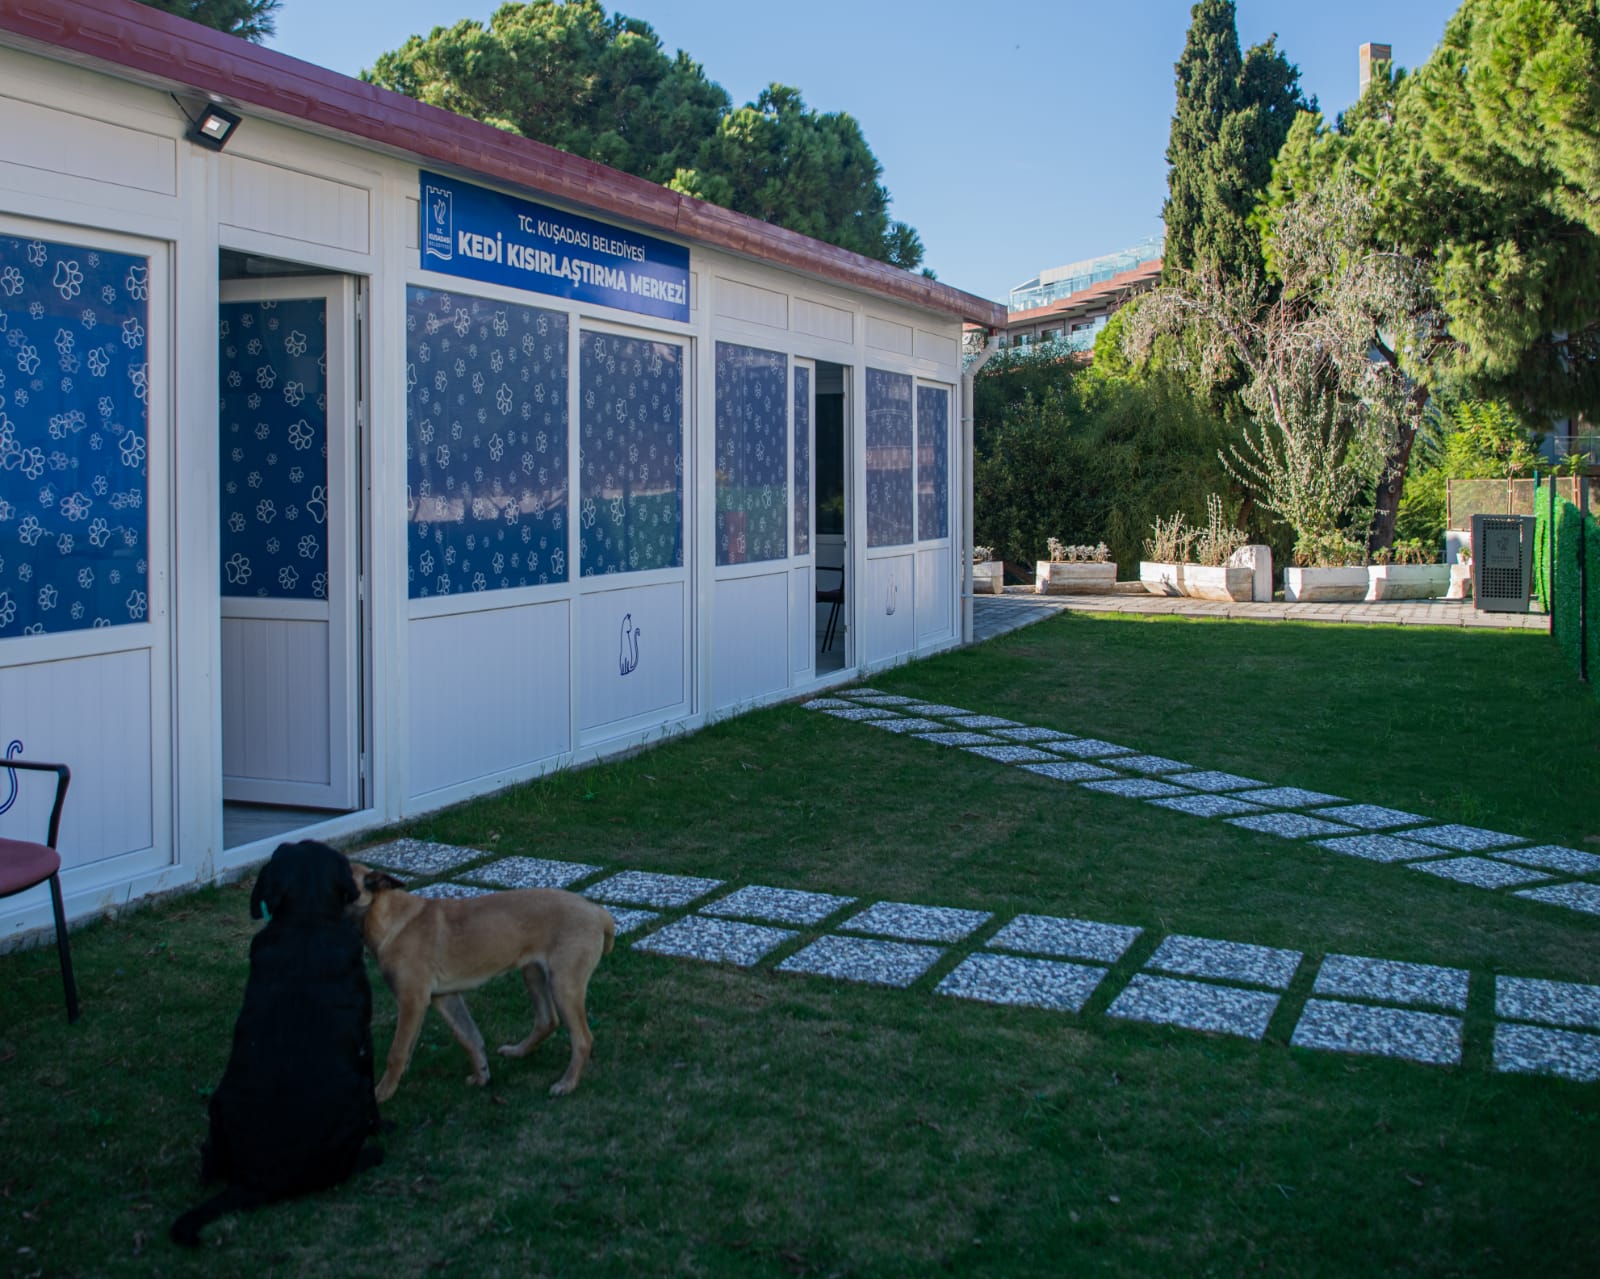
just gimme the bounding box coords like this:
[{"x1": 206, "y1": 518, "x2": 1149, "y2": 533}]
[{"x1": 0, "y1": 0, "x2": 1005, "y2": 943}]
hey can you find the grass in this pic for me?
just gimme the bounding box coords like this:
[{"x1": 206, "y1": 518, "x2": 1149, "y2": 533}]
[{"x1": 2, "y1": 611, "x2": 1597, "y2": 1277}]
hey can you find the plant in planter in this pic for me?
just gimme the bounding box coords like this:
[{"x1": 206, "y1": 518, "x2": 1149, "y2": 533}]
[
  {"x1": 1367, "y1": 537, "x2": 1450, "y2": 600},
  {"x1": 1183, "y1": 495, "x2": 1256, "y2": 601},
  {"x1": 1139, "y1": 512, "x2": 1194, "y2": 596},
  {"x1": 971, "y1": 545, "x2": 1005, "y2": 594},
  {"x1": 1036, "y1": 538, "x2": 1116, "y2": 594},
  {"x1": 1283, "y1": 532, "x2": 1370, "y2": 602}
]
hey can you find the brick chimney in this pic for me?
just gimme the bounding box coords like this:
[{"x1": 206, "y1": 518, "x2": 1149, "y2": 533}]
[{"x1": 1359, "y1": 42, "x2": 1393, "y2": 97}]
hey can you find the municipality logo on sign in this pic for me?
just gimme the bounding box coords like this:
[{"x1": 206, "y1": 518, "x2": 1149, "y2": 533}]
[{"x1": 423, "y1": 185, "x2": 453, "y2": 261}]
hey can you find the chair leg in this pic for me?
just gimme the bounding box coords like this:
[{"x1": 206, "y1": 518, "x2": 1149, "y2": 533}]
[
  {"x1": 47, "y1": 873, "x2": 79, "y2": 1023},
  {"x1": 823, "y1": 601, "x2": 841, "y2": 652}
]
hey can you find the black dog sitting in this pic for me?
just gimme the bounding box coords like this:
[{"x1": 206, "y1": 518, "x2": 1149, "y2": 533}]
[{"x1": 171, "y1": 840, "x2": 383, "y2": 1246}]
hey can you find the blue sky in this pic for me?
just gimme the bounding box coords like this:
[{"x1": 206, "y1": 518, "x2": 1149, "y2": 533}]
[{"x1": 268, "y1": 0, "x2": 1463, "y2": 304}]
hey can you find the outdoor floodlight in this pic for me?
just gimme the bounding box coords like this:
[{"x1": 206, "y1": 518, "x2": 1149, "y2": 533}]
[{"x1": 187, "y1": 102, "x2": 242, "y2": 151}]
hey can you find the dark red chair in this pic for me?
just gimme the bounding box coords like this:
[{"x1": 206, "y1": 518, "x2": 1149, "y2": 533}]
[{"x1": 0, "y1": 759, "x2": 79, "y2": 1022}]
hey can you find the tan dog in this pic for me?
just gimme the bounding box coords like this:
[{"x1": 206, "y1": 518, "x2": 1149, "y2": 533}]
[{"x1": 348, "y1": 863, "x2": 615, "y2": 1101}]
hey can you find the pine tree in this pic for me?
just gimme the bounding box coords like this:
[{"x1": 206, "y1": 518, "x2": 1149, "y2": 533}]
[{"x1": 138, "y1": 0, "x2": 280, "y2": 42}]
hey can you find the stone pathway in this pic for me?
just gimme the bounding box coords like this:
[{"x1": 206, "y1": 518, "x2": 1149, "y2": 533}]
[{"x1": 356, "y1": 837, "x2": 1600, "y2": 1085}]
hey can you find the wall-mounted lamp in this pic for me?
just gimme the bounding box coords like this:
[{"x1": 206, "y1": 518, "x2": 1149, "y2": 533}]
[{"x1": 177, "y1": 98, "x2": 242, "y2": 151}]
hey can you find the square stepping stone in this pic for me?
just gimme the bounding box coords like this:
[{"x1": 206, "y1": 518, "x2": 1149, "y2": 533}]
[
  {"x1": 841, "y1": 691, "x2": 917, "y2": 705},
  {"x1": 946, "y1": 714, "x2": 1023, "y2": 729},
  {"x1": 1115, "y1": 754, "x2": 1193, "y2": 775},
  {"x1": 1021, "y1": 761, "x2": 1121, "y2": 783},
  {"x1": 584, "y1": 870, "x2": 723, "y2": 908},
  {"x1": 1307, "y1": 804, "x2": 1428, "y2": 830},
  {"x1": 866, "y1": 716, "x2": 948, "y2": 734},
  {"x1": 1315, "y1": 834, "x2": 1437, "y2": 864},
  {"x1": 631, "y1": 916, "x2": 795, "y2": 967},
  {"x1": 991, "y1": 726, "x2": 1077, "y2": 743},
  {"x1": 776, "y1": 935, "x2": 944, "y2": 988},
  {"x1": 1227, "y1": 812, "x2": 1356, "y2": 840},
  {"x1": 1149, "y1": 793, "x2": 1266, "y2": 819},
  {"x1": 988, "y1": 913, "x2": 1142, "y2": 963},
  {"x1": 413, "y1": 882, "x2": 494, "y2": 900},
  {"x1": 912, "y1": 731, "x2": 998, "y2": 747},
  {"x1": 840, "y1": 901, "x2": 992, "y2": 943},
  {"x1": 1044, "y1": 738, "x2": 1134, "y2": 759},
  {"x1": 1400, "y1": 824, "x2": 1527, "y2": 853},
  {"x1": 1146, "y1": 935, "x2": 1302, "y2": 989},
  {"x1": 1493, "y1": 1023, "x2": 1600, "y2": 1083},
  {"x1": 1081, "y1": 778, "x2": 1192, "y2": 800},
  {"x1": 606, "y1": 907, "x2": 659, "y2": 937},
  {"x1": 1107, "y1": 974, "x2": 1279, "y2": 1040},
  {"x1": 1228, "y1": 786, "x2": 1345, "y2": 808},
  {"x1": 1172, "y1": 770, "x2": 1265, "y2": 793},
  {"x1": 801, "y1": 697, "x2": 858, "y2": 710},
  {"x1": 1493, "y1": 844, "x2": 1600, "y2": 877},
  {"x1": 1313, "y1": 954, "x2": 1469, "y2": 1011},
  {"x1": 936, "y1": 954, "x2": 1108, "y2": 1012},
  {"x1": 358, "y1": 839, "x2": 485, "y2": 876},
  {"x1": 1410, "y1": 857, "x2": 1553, "y2": 889},
  {"x1": 822, "y1": 706, "x2": 899, "y2": 722},
  {"x1": 702, "y1": 885, "x2": 856, "y2": 927},
  {"x1": 1291, "y1": 1000, "x2": 1462, "y2": 1066},
  {"x1": 964, "y1": 744, "x2": 1058, "y2": 764},
  {"x1": 896, "y1": 702, "x2": 968, "y2": 718},
  {"x1": 460, "y1": 856, "x2": 602, "y2": 890},
  {"x1": 1496, "y1": 976, "x2": 1600, "y2": 1031},
  {"x1": 1515, "y1": 883, "x2": 1600, "y2": 915}
]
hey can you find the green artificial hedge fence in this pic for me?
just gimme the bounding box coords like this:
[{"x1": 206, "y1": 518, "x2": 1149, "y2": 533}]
[{"x1": 1535, "y1": 489, "x2": 1600, "y2": 699}]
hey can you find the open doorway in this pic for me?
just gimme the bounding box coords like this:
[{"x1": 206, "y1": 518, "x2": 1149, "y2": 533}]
[
  {"x1": 217, "y1": 251, "x2": 366, "y2": 850},
  {"x1": 814, "y1": 362, "x2": 849, "y2": 674}
]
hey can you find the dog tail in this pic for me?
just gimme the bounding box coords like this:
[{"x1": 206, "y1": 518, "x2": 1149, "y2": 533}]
[{"x1": 169, "y1": 1184, "x2": 267, "y2": 1248}]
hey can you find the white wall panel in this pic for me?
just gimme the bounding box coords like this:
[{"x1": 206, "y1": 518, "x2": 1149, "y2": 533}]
[
  {"x1": 866, "y1": 316, "x2": 914, "y2": 356},
  {"x1": 915, "y1": 328, "x2": 959, "y2": 368},
  {"x1": 862, "y1": 554, "x2": 915, "y2": 665},
  {"x1": 408, "y1": 601, "x2": 572, "y2": 797},
  {"x1": 0, "y1": 95, "x2": 176, "y2": 196},
  {"x1": 789, "y1": 566, "x2": 814, "y2": 682},
  {"x1": 578, "y1": 582, "x2": 686, "y2": 735},
  {"x1": 793, "y1": 296, "x2": 853, "y2": 345},
  {"x1": 0, "y1": 649, "x2": 154, "y2": 870},
  {"x1": 221, "y1": 617, "x2": 331, "y2": 787},
  {"x1": 712, "y1": 571, "x2": 791, "y2": 710},
  {"x1": 714, "y1": 276, "x2": 788, "y2": 329},
  {"x1": 219, "y1": 155, "x2": 370, "y2": 253},
  {"x1": 916, "y1": 547, "x2": 954, "y2": 642}
]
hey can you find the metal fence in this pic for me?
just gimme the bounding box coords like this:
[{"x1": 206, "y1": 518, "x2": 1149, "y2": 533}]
[{"x1": 1447, "y1": 477, "x2": 1582, "y2": 529}]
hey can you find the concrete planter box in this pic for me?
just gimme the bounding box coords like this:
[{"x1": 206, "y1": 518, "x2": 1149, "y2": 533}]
[
  {"x1": 1139, "y1": 561, "x2": 1184, "y2": 596},
  {"x1": 1036, "y1": 561, "x2": 1117, "y2": 594},
  {"x1": 1366, "y1": 563, "x2": 1451, "y2": 601},
  {"x1": 972, "y1": 561, "x2": 1005, "y2": 594},
  {"x1": 1182, "y1": 564, "x2": 1255, "y2": 602},
  {"x1": 1283, "y1": 565, "x2": 1369, "y2": 603}
]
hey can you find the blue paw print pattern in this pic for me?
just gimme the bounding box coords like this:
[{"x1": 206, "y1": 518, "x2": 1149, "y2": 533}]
[
  {"x1": 714, "y1": 341, "x2": 787, "y2": 566},
  {"x1": 405, "y1": 287, "x2": 570, "y2": 598},
  {"x1": 793, "y1": 364, "x2": 810, "y2": 557},
  {"x1": 865, "y1": 368, "x2": 913, "y2": 549},
  {"x1": 916, "y1": 384, "x2": 949, "y2": 541},
  {"x1": 0, "y1": 234, "x2": 150, "y2": 638},
  {"x1": 219, "y1": 298, "x2": 328, "y2": 599},
  {"x1": 579, "y1": 330, "x2": 683, "y2": 577}
]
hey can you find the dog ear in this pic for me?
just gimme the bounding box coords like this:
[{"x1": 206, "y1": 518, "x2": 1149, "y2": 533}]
[
  {"x1": 335, "y1": 857, "x2": 360, "y2": 905},
  {"x1": 365, "y1": 870, "x2": 406, "y2": 893},
  {"x1": 248, "y1": 859, "x2": 279, "y2": 921}
]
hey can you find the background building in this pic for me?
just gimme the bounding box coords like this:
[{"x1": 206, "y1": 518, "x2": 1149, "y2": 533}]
[{"x1": 1000, "y1": 236, "x2": 1163, "y2": 358}]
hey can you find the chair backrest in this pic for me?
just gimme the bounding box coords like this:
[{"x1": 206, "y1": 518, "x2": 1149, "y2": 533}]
[{"x1": 0, "y1": 758, "x2": 71, "y2": 851}]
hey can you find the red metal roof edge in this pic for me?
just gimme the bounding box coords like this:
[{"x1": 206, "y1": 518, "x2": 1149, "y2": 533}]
[
  {"x1": 0, "y1": 0, "x2": 1007, "y2": 330},
  {"x1": 1007, "y1": 259, "x2": 1162, "y2": 324}
]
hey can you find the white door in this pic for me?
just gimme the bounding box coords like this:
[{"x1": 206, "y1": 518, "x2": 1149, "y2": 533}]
[{"x1": 218, "y1": 277, "x2": 359, "y2": 809}]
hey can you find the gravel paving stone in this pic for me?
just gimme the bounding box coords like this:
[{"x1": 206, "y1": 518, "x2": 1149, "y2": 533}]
[
  {"x1": 1043, "y1": 738, "x2": 1135, "y2": 758},
  {"x1": 991, "y1": 726, "x2": 1079, "y2": 743},
  {"x1": 1171, "y1": 770, "x2": 1266, "y2": 792},
  {"x1": 1146, "y1": 934, "x2": 1302, "y2": 989},
  {"x1": 606, "y1": 908, "x2": 660, "y2": 937},
  {"x1": 840, "y1": 692, "x2": 918, "y2": 705},
  {"x1": 1313, "y1": 954, "x2": 1469, "y2": 1011},
  {"x1": 936, "y1": 953, "x2": 1109, "y2": 1012},
  {"x1": 946, "y1": 714, "x2": 1023, "y2": 729},
  {"x1": 583, "y1": 871, "x2": 724, "y2": 908},
  {"x1": 840, "y1": 901, "x2": 993, "y2": 942},
  {"x1": 776, "y1": 935, "x2": 945, "y2": 988},
  {"x1": 1227, "y1": 786, "x2": 1345, "y2": 808},
  {"x1": 1227, "y1": 812, "x2": 1356, "y2": 840},
  {"x1": 912, "y1": 731, "x2": 999, "y2": 747},
  {"x1": 800, "y1": 698, "x2": 858, "y2": 710},
  {"x1": 702, "y1": 885, "x2": 857, "y2": 927},
  {"x1": 1314, "y1": 834, "x2": 1438, "y2": 864},
  {"x1": 865, "y1": 716, "x2": 949, "y2": 734},
  {"x1": 1493, "y1": 844, "x2": 1600, "y2": 877},
  {"x1": 358, "y1": 839, "x2": 486, "y2": 876},
  {"x1": 1306, "y1": 804, "x2": 1429, "y2": 830},
  {"x1": 1081, "y1": 778, "x2": 1193, "y2": 799},
  {"x1": 1114, "y1": 754, "x2": 1193, "y2": 775},
  {"x1": 632, "y1": 916, "x2": 796, "y2": 967},
  {"x1": 1410, "y1": 857, "x2": 1553, "y2": 889},
  {"x1": 460, "y1": 857, "x2": 602, "y2": 889},
  {"x1": 987, "y1": 913, "x2": 1143, "y2": 963},
  {"x1": 1399, "y1": 824, "x2": 1528, "y2": 852},
  {"x1": 413, "y1": 882, "x2": 494, "y2": 900},
  {"x1": 896, "y1": 703, "x2": 969, "y2": 717},
  {"x1": 822, "y1": 706, "x2": 899, "y2": 722},
  {"x1": 1496, "y1": 976, "x2": 1600, "y2": 1031},
  {"x1": 964, "y1": 744, "x2": 1059, "y2": 764},
  {"x1": 1107, "y1": 974, "x2": 1280, "y2": 1040},
  {"x1": 1020, "y1": 761, "x2": 1122, "y2": 783},
  {"x1": 1514, "y1": 883, "x2": 1600, "y2": 915},
  {"x1": 1493, "y1": 1023, "x2": 1600, "y2": 1083},
  {"x1": 1148, "y1": 793, "x2": 1267, "y2": 818},
  {"x1": 1291, "y1": 1000, "x2": 1462, "y2": 1066}
]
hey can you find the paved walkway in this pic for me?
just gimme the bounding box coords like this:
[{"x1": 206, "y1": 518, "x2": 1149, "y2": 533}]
[{"x1": 972, "y1": 586, "x2": 1549, "y2": 642}]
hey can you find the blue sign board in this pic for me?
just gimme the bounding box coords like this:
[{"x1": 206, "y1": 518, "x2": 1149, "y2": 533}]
[{"x1": 420, "y1": 171, "x2": 690, "y2": 323}]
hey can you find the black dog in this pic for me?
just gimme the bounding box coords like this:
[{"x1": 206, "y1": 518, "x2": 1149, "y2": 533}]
[{"x1": 171, "y1": 841, "x2": 383, "y2": 1246}]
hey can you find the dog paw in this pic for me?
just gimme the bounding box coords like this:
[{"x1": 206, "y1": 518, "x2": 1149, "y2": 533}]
[
  {"x1": 466, "y1": 1069, "x2": 490, "y2": 1088},
  {"x1": 548, "y1": 1078, "x2": 576, "y2": 1097},
  {"x1": 374, "y1": 1079, "x2": 397, "y2": 1104}
]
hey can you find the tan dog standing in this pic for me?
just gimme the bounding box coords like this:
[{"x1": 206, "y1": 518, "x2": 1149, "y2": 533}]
[{"x1": 348, "y1": 863, "x2": 615, "y2": 1101}]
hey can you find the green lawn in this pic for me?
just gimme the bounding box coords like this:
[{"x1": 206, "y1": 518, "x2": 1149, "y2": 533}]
[{"x1": 2, "y1": 612, "x2": 1597, "y2": 1277}]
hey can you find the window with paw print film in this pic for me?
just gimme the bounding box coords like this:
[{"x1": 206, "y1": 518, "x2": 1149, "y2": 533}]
[
  {"x1": 917, "y1": 384, "x2": 949, "y2": 541},
  {"x1": 714, "y1": 342, "x2": 787, "y2": 566},
  {"x1": 0, "y1": 234, "x2": 150, "y2": 638},
  {"x1": 405, "y1": 288, "x2": 569, "y2": 598},
  {"x1": 865, "y1": 368, "x2": 913, "y2": 548}
]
